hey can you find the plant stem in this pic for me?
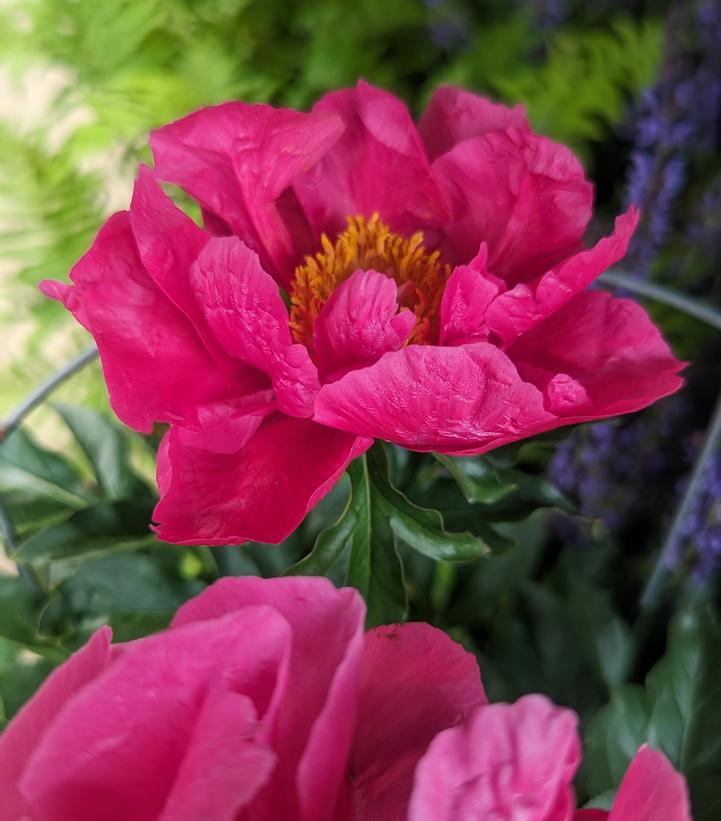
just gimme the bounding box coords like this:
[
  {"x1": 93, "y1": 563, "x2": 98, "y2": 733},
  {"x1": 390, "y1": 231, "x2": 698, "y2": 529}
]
[
  {"x1": 599, "y1": 270, "x2": 721, "y2": 333},
  {"x1": 640, "y1": 389, "x2": 721, "y2": 610},
  {"x1": 0, "y1": 345, "x2": 98, "y2": 441}
]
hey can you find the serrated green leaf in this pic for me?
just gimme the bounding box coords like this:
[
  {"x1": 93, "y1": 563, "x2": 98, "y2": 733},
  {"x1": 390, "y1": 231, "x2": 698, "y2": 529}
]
[
  {"x1": 0, "y1": 576, "x2": 65, "y2": 661},
  {"x1": 367, "y1": 448, "x2": 490, "y2": 562},
  {"x1": 584, "y1": 609, "x2": 721, "y2": 820},
  {"x1": 13, "y1": 500, "x2": 157, "y2": 571},
  {"x1": 0, "y1": 428, "x2": 92, "y2": 508},
  {"x1": 434, "y1": 453, "x2": 518, "y2": 505},
  {"x1": 477, "y1": 466, "x2": 574, "y2": 521},
  {"x1": 54, "y1": 403, "x2": 148, "y2": 500},
  {"x1": 285, "y1": 487, "x2": 356, "y2": 577}
]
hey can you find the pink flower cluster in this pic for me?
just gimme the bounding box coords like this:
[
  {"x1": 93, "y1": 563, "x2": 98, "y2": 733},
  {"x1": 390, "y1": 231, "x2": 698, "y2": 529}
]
[
  {"x1": 42, "y1": 82, "x2": 684, "y2": 546},
  {"x1": 0, "y1": 577, "x2": 689, "y2": 820}
]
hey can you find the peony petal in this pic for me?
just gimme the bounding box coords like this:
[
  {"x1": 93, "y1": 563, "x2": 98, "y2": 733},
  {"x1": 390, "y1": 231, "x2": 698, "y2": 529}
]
[
  {"x1": 434, "y1": 127, "x2": 593, "y2": 278},
  {"x1": 485, "y1": 207, "x2": 639, "y2": 341},
  {"x1": 293, "y1": 80, "x2": 451, "y2": 241},
  {"x1": 157, "y1": 689, "x2": 276, "y2": 821},
  {"x1": 313, "y1": 342, "x2": 554, "y2": 453},
  {"x1": 153, "y1": 414, "x2": 366, "y2": 545},
  {"x1": 129, "y1": 166, "x2": 210, "y2": 338},
  {"x1": 0, "y1": 627, "x2": 112, "y2": 821},
  {"x1": 409, "y1": 694, "x2": 581, "y2": 821},
  {"x1": 348, "y1": 623, "x2": 486, "y2": 819},
  {"x1": 313, "y1": 268, "x2": 415, "y2": 380},
  {"x1": 173, "y1": 577, "x2": 366, "y2": 821},
  {"x1": 607, "y1": 746, "x2": 691, "y2": 821},
  {"x1": 438, "y1": 245, "x2": 501, "y2": 345},
  {"x1": 508, "y1": 290, "x2": 685, "y2": 420},
  {"x1": 190, "y1": 236, "x2": 319, "y2": 417},
  {"x1": 151, "y1": 102, "x2": 345, "y2": 287},
  {"x1": 418, "y1": 85, "x2": 528, "y2": 161},
  {"x1": 575, "y1": 812, "x2": 609, "y2": 820},
  {"x1": 40, "y1": 213, "x2": 263, "y2": 434},
  {"x1": 20, "y1": 607, "x2": 291, "y2": 821}
]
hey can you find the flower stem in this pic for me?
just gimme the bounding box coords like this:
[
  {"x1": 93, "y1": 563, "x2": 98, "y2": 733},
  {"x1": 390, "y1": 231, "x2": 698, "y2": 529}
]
[
  {"x1": 640, "y1": 388, "x2": 721, "y2": 610},
  {"x1": 0, "y1": 345, "x2": 98, "y2": 441},
  {"x1": 599, "y1": 270, "x2": 721, "y2": 333}
]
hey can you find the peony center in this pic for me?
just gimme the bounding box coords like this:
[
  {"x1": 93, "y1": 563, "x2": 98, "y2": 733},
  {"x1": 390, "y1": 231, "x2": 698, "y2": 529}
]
[{"x1": 289, "y1": 214, "x2": 450, "y2": 349}]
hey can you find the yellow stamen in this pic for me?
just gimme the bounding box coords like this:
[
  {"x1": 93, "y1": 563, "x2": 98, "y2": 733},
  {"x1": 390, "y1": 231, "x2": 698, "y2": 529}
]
[{"x1": 290, "y1": 213, "x2": 450, "y2": 349}]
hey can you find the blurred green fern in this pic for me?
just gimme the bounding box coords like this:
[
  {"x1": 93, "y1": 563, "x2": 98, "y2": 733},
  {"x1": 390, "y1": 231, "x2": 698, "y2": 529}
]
[{"x1": 0, "y1": 0, "x2": 664, "y2": 404}]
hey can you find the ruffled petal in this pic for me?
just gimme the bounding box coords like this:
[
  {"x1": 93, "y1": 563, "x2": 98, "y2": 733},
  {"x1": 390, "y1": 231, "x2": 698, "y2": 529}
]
[
  {"x1": 293, "y1": 80, "x2": 451, "y2": 241},
  {"x1": 40, "y1": 213, "x2": 263, "y2": 434},
  {"x1": 418, "y1": 85, "x2": 528, "y2": 161},
  {"x1": 129, "y1": 166, "x2": 210, "y2": 339},
  {"x1": 313, "y1": 342, "x2": 553, "y2": 453},
  {"x1": 313, "y1": 268, "x2": 415, "y2": 380},
  {"x1": 348, "y1": 623, "x2": 486, "y2": 820},
  {"x1": 19, "y1": 607, "x2": 290, "y2": 821},
  {"x1": 150, "y1": 102, "x2": 345, "y2": 287},
  {"x1": 485, "y1": 207, "x2": 639, "y2": 341},
  {"x1": 438, "y1": 245, "x2": 501, "y2": 346},
  {"x1": 607, "y1": 746, "x2": 691, "y2": 821},
  {"x1": 0, "y1": 627, "x2": 112, "y2": 821},
  {"x1": 433, "y1": 128, "x2": 593, "y2": 278},
  {"x1": 153, "y1": 415, "x2": 366, "y2": 545},
  {"x1": 508, "y1": 290, "x2": 685, "y2": 420},
  {"x1": 191, "y1": 236, "x2": 319, "y2": 417},
  {"x1": 409, "y1": 695, "x2": 581, "y2": 821},
  {"x1": 173, "y1": 577, "x2": 366, "y2": 821}
]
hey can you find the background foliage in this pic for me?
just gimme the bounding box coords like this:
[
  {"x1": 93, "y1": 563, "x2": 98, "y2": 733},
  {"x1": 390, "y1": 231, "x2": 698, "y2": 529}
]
[{"x1": 1, "y1": 0, "x2": 720, "y2": 816}]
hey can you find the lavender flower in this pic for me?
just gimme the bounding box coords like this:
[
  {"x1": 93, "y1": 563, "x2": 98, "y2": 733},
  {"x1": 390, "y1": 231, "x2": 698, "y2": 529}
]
[
  {"x1": 548, "y1": 395, "x2": 691, "y2": 536},
  {"x1": 676, "y1": 452, "x2": 721, "y2": 583},
  {"x1": 424, "y1": 0, "x2": 470, "y2": 50},
  {"x1": 532, "y1": 0, "x2": 567, "y2": 33},
  {"x1": 624, "y1": 2, "x2": 721, "y2": 276},
  {"x1": 693, "y1": 0, "x2": 721, "y2": 152}
]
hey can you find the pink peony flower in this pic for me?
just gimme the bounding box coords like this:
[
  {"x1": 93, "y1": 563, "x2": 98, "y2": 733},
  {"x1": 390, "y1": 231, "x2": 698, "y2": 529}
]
[
  {"x1": 41, "y1": 82, "x2": 684, "y2": 545},
  {"x1": 0, "y1": 577, "x2": 690, "y2": 821}
]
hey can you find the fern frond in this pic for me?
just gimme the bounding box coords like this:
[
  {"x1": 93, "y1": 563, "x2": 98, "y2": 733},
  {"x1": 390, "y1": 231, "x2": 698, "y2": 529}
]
[{"x1": 492, "y1": 17, "x2": 664, "y2": 152}]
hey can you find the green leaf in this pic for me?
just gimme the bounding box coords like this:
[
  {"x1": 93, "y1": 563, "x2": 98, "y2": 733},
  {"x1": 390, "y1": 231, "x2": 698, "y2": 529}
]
[
  {"x1": 0, "y1": 637, "x2": 55, "y2": 727},
  {"x1": 54, "y1": 403, "x2": 148, "y2": 500},
  {"x1": 472, "y1": 465, "x2": 574, "y2": 522},
  {"x1": 434, "y1": 453, "x2": 518, "y2": 505},
  {"x1": 13, "y1": 500, "x2": 158, "y2": 572},
  {"x1": 367, "y1": 447, "x2": 490, "y2": 562},
  {"x1": 0, "y1": 576, "x2": 64, "y2": 660},
  {"x1": 0, "y1": 428, "x2": 92, "y2": 508},
  {"x1": 286, "y1": 487, "x2": 356, "y2": 577},
  {"x1": 584, "y1": 608, "x2": 721, "y2": 820},
  {"x1": 61, "y1": 552, "x2": 202, "y2": 619},
  {"x1": 345, "y1": 454, "x2": 407, "y2": 627}
]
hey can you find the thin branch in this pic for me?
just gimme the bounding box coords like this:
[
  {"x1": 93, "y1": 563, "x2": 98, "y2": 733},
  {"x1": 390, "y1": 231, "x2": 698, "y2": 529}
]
[
  {"x1": 599, "y1": 270, "x2": 721, "y2": 333},
  {"x1": 0, "y1": 345, "x2": 98, "y2": 441},
  {"x1": 641, "y1": 389, "x2": 721, "y2": 610}
]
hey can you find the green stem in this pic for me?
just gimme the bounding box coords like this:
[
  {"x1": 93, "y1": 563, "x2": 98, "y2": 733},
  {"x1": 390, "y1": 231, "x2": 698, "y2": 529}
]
[
  {"x1": 599, "y1": 270, "x2": 721, "y2": 333},
  {"x1": 0, "y1": 346, "x2": 98, "y2": 441},
  {"x1": 640, "y1": 389, "x2": 721, "y2": 610}
]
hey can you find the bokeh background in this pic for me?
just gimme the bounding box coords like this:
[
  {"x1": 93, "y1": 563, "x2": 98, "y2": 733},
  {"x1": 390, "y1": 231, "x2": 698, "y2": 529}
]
[{"x1": 1, "y1": 1, "x2": 720, "y2": 814}]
